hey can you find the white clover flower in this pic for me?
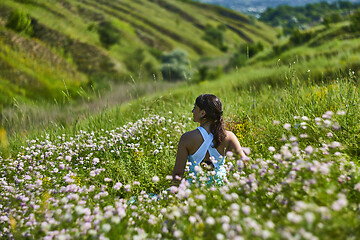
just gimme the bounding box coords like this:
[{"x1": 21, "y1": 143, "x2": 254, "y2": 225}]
[
  {"x1": 93, "y1": 158, "x2": 100, "y2": 165},
  {"x1": 337, "y1": 110, "x2": 346, "y2": 115},
  {"x1": 268, "y1": 146, "x2": 276, "y2": 152},
  {"x1": 305, "y1": 146, "x2": 314, "y2": 155},
  {"x1": 102, "y1": 223, "x2": 111, "y2": 233},
  {"x1": 287, "y1": 212, "x2": 302, "y2": 223},
  {"x1": 173, "y1": 230, "x2": 182, "y2": 238},
  {"x1": 113, "y1": 182, "x2": 123, "y2": 190},
  {"x1": 189, "y1": 216, "x2": 196, "y2": 224},
  {"x1": 206, "y1": 217, "x2": 215, "y2": 225},
  {"x1": 221, "y1": 215, "x2": 230, "y2": 223},
  {"x1": 354, "y1": 182, "x2": 360, "y2": 191},
  {"x1": 304, "y1": 212, "x2": 315, "y2": 224},
  {"x1": 216, "y1": 233, "x2": 225, "y2": 240},
  {"x1": 273, "y1": 120, "x2": 280, "y2": 125},
  {"x1": 330, "y1": 141, "x2": 341, "y2": 149},
  {"x1": 283, "y1": 123, "x2": 291, "y2": 131},
  {"x1": 104, "y1": 178, "x2": 112, "y2": 182},
  {"x1": 242, "y1": 147, "x2": 251, "y2": 155},
  {"x1": 301, "y1": 116, "x2": 309, "y2": 121},
  {"x1": 152, "y1": 176, "x2": 160, "y2": 183},
  {"x1": 242, "y1": 205, "x2": 251, "y2": 215}
]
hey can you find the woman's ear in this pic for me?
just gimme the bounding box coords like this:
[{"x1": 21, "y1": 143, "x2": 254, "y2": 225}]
[{"x1": 201, "y1": 110, "x2": 206, "y2": 118}]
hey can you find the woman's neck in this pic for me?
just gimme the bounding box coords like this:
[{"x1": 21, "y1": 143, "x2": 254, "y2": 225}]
[{"x1": 200, "y1": 121, "x2": 211, "y2": 133}]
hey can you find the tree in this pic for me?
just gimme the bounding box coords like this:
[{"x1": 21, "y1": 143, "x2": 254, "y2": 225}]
[
  {"x1": 160, "y1": 49, "x2": 191, "y2": 82},
  {"x1": 5, "y1": 9, "x2": 33, "y2": 36},
  {"x1": 350, "y1": 9, "x2": 360, "y2": 32},
  {"x1": 97, "y1": 21, "x2": 120, "y2": 49},
  {"x1": 202, "y1": 24, "x2": 227, "y2": 51}
]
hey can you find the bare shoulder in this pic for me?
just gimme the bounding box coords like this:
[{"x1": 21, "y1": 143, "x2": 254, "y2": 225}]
[{"x1": 180, "y1": 129, "x2": 201, "y2": 142}]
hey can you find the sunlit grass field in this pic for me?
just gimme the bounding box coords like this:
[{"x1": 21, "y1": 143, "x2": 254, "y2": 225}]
[{"x1": 1, "y1": 59, "x2": 359, "y2": 238}]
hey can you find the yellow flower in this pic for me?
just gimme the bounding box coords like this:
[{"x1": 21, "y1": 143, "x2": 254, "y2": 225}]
[
  {"x1": 0, "y1": 127, "x2": 9, "y2": 151},
  {"x1": 9, "y1": 216, "x2": 16, "y2": 232}
]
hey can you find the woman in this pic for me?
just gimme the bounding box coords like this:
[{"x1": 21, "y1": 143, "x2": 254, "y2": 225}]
[{"x1": 172, "y1": 94, "x2": 246, "y2": 186}]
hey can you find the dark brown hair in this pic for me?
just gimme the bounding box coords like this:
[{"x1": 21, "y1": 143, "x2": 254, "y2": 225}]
[{"x1": 195, "y1": 94, "x2": 226, "y2": 148}]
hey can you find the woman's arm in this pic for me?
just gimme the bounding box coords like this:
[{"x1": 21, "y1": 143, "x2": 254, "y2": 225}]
[
  {"x1": 171, "y1": 133, "x2": 190, "y2": 186},
  {"x1": 227, "y1": 131, "x2": 246, "y2": 159}
]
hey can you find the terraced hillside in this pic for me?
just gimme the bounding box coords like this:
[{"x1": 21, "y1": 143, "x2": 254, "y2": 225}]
[{"x1": 0, "y1": 0, "x2": 277, "y2": 106}]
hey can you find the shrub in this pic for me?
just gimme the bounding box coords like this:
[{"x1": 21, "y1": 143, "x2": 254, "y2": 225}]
[
  {"x1": 350, "y1": 9, "x2": 360, "y2": 32},
  {"x1": 289, "y1": 29, "x2": 313, "y2": 45},
  {"x1": 226, "y1": 42, "x2": 264, "y2": 70},
  {"x1": 202, "y1": 24, "x2": 227, "y2": 51},
  {"x1": 97, "y1": 21, "x2": 120, "y2": 48},
  {"x1": 192, "y1": 66, "x2": 223, "y2": 83},
  {"x1": 160, "y1": 49, "x2": 191, "y2": 81},
  {"x1": 5, "y1": 9, "x2": 33, "y2": 36},
  {"x1": 323, "y1": 12, "x2": 343, "y2": 28}
]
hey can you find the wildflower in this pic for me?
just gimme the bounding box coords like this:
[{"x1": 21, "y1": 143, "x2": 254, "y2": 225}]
[
  {"x1": 152, "y1": 176, "x2": 160, "y2": 183},
  {"x1": 268, "y1": 146, "x2": 275, "y2": 152},
  {"x1": 102, "y1": 223, "x2": 111, "y2": 232},
  {"x1": 283, "y1": 123, "x2": 291, "y2": 131},
  {"x1": 301, "y1": 116, "x2": 309, "y2": 121},
  {"x1": 273, "y1": 120, "x2": 280, "y2": 125},
  {"x1": 216, "y1": 233, "x2": 225, "y2": 240},
  {"x1": 330, "y1": 141, "x2": 341, "y2": 149},
  {"x1": 242, "y1": 147, "x2": 251, "y2": 155},
  {"x1": 206, "y1": 217, "x2": 215, "y2": 225},
  {"x1": 242, "y1": 205, "x2": 251, "y2": 215},
  {"x1": 337, "y1": 110, "x2": 346, "y2": 115},
  {"x1": 113, "y1": 182, "x2": 123, "y2": 190},
  {"x1": 124, "y1": 184, "x2": 131, "y2": 192},
  {"x1": 189, "y1": 216, "x2": 196, "y2": 224},
  {"x1": 173, "y1": 230, "x2": 182, "y2": 238},
  {"x1": 226, "y1": 151, "x2": 234, "y2": 157},
  {"x1": 93, "y1": 158, "x2": 100, "y2": 165},
  {"x1": 104, "y1": 178, "x2": 112, "y2": 182},
  {"x1": 322, "y1": 111, "x2": 333, "y2": 119},
  {"x1": 305, "y1": 146, "x2": 314, "y2": 155},
  {"x1": 287, "y1": 212, "x2": 302, "y2": 223},
  {"x1": 304, "y1": 212, "x2": 315, "y2": 224},
  {"x1": 354, "y1": 182, "x2": 360, "y2": 191}
]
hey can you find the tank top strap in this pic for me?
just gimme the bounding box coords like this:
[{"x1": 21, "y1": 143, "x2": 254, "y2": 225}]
[{"x1": 190, "y1": 127, "x2": 213, "y2": 165}]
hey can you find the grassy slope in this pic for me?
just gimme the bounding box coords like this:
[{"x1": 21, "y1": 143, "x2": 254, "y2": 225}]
[
  {"x1": 1, "y1": 11, "x2": 360, "y2": 240},
  {"x1": 5, "y1": 17, "x2": 360, "y2": 153},
  {"x1": 0, "y1": 0, "x2": 276, "y2": 106}
]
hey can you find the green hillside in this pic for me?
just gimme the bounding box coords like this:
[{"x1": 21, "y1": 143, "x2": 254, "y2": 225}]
[
  {"x1": 1, "y1": 4, "x2": 360, "y2": 239},
  {"x1": 0, "y1": 0, "x2": 277, "y2": 107}
]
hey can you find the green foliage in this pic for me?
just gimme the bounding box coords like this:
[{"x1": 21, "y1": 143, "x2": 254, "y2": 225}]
[
  {"x1": 226, "y1": 42, "x2": 264, "y2": 70},
  {"x1": 97, "y1": 21, "x2": 120, "y2": 49},
  {"x1": 202, "y1": 24, "x2": 227, "y2": 52},
  {"x1": 5, "y1": 9, "x2": 33, "y2": 36},
  {"x1": 323, "y1": 12, "x2": 343, "y2": 28},
  {"x1": 192, "y1": 65, "x2": 223, "y2": 83},
  {"x1": 160, "y1": 49, "x2": 191, "y2": 82},
  {"x1": 123, "y1": 48, "x2": 159, "y2": 81},
  {"x1": 260, "y1": 1, "x2": 359, "y2": 31},
  {"x1": 289, "y1": 29, "x2": 313, "y2": 45},
  {"x1": 350, "y1": 9, "x2": 360, "y2": 32}
]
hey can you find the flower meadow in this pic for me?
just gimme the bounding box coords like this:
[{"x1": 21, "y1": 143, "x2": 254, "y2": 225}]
[{"x1": 1, "y1": 109, "x2": 360, "y2": 239}]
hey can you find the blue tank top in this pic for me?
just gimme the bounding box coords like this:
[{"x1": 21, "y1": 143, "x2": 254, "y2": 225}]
[{"x1": 187, "y1": 126, "x2": 227, "y2": 185}]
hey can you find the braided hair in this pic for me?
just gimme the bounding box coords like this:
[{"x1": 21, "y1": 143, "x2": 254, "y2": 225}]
[{"x1": 195, "y1": 94, "x2": 226, "y2": 148}]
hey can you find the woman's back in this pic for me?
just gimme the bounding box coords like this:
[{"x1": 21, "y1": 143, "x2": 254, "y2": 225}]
[
  {"x1": 171, "y1": 94, "x2": 246, "y2": 186},
  {"x1": 184, "y1": 127, "x2": 242, "y2": 161}
]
